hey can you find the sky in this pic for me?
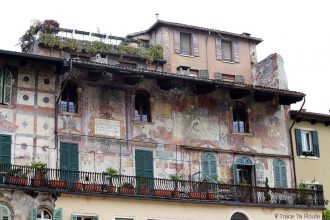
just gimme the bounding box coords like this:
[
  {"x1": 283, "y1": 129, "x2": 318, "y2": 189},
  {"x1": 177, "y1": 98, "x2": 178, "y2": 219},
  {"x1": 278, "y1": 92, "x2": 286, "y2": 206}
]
[{"x1": 0, "y1": 0, "x2": 329, "y2": 113}]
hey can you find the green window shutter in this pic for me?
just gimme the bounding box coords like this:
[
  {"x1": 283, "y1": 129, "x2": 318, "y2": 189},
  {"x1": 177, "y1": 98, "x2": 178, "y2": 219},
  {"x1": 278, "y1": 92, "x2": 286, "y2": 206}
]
[
  {"x1": 215, "y1": 36, "x2": 222, "y2": 60},
  {"x1": 92, "y1": 215, "x2": 99, "y2": 220},
  {"x1": 192, "y1": 33, "x2": 199, "y2": 56},
  {"x1": 233, "y1": 164, "x2": 238, "y2": 185},
  {"x1": 274, "y1": 160, "x2": 287, "y2": 188},
  {"x1": 60, "y1": 142, "x2": 70, "y2": 170},
  {"x1": 71, "y1": 214, "x2": 78, "y2": 220},
  {"x1": 135, "y1": 150, "x2": 145, "y2": 177},
  {"x1": 202, "y1": 153, "x2": 217, "y2": 179},
  {"x1": 173, "y1": 31, "x2": 181, "y2": 54},
  {"x1": 30, "y1": 208, "x2": 37, "y2": 220},
  {"x1": 0, "y1": 134, "x2": 11, "y2": 164},
  {"x1": 3, "y1": 69, "x2": 12, "y2": 105},
  {"x1": 274, "y1": 161, "x2": 281, "y2": 187},
  {"x1": 312, "y1": 131, "x2": 320, "y2": 157},
  {"x1": 232, "y1": 39, "x2": 240, "y2": 63},
  {"x1": 70, "y1": 143, "x2": 79, "y2": 171},
  {"x1": 53, "y1": 208, "x2": 62, "y2": 220},
  {"x1": 281, "y1": 164, "x2": 288, "y2": 188},
  {"x1": 144, "y1": 150, "x2": 153, "y2": 179},
  {"x1": 0, "y1": 67, "x2": 3, "y2": 103},
  {"x1": 294, "y1": 129, "x2": 302, "y2": 155}
]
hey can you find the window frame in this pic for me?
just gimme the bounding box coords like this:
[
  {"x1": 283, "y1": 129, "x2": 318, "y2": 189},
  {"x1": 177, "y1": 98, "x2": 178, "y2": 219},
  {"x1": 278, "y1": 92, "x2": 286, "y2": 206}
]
[
  {"x1": 37, "y1": 208, "x2": 52, "y2": 220},
  {"x1": 180, "y1": 32, "x2": 192, "y2": 56},
  {"x1": 0, "y1": 203, "x2": 12, "y2": 220},
  {"x1": 301, "y1": 130, "x2": 313, "y2": 153},
  {"x1": 232, "y1": 101, "x2": 249, "y2": 133},
  {"x1": 222, "y1": 39, "x2": 233, "y2": 62},
  {"x1": 60, "y1": 82, "x2": 78, "y2": 114},
  {"x1": 134, "y1": 90, "x2": 151, "y2": 122},
  {"x1": 0, "y1": 66, "x2": 13, "y2": 105}
]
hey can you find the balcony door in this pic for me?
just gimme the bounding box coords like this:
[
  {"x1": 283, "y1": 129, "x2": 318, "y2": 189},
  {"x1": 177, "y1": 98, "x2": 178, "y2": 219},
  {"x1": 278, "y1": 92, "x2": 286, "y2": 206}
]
[
  {"x1": 233, "y1": 156, "x2": 255, "y2": 185},
  {"x1": 60, "y1": 142, "x2": 79, "y2": 182},
  {"x1": 135, "y1": 149, "x2": 154, "y2": 188}
]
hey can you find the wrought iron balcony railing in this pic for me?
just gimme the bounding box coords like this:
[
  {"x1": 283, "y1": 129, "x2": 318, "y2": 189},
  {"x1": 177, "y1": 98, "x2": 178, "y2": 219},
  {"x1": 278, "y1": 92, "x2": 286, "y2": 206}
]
[{"x1": 0, "y1": 164, "x2": 325, "y2": 208}]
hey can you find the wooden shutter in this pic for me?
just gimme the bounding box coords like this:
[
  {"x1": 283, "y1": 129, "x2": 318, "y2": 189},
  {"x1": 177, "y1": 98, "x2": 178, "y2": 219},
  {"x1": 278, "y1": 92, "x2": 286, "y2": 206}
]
[
  {"x1": 135, "y1": 149, "x2": 145, "y2": 177},
  {"x1": 202, "y1": 153, "x2": 217, "y2": 179},
  {"x1": 3, "y1": 69, "x2": 12, "y2": 104},
  {"x1": 294, "y1": 129, "x2": 302, "y2": 156},
  {"x1": 0, "y1": 134, "x2": 11, "y2": 164},
  {"x1": 30, "y1": 208, "x2": 37, "y2": 220},
  {"x1": 312, "y1": 131, "x2": 320, "y2": 157},
  {"x1": 60, "y1": 142, "x2": 70, "y2": 170},
  {"x1": 274, "y1": 160, "x2": 287, "y2": 188},
  {"x1": 192, "y1": 33, "x2": 199, "y2": 56},
  {"x1": 232, "y1": 39, "x2": 240, "y2": 63},
  {"x1": 232, "y1": 164, "x2": 238, "y2": 185},
  {"x1": 215, "y1": 36, "x2": 222, "y2": 60},
  {"x1": 274, "y1": 162, "x2": 281, "y2": 187},
  {"x1": 0, "y1": 67, "x2": 3, "y2": 103},
  {"x1": 60, "y1": 142, "x2": 79, "y2": 171},
  {"x1": 70, "y1": 143, "x2": 79, "y2": 171},
  {"x1": 173, "y1": 31, "x2": 181, "y2": 54},
  {"x1": 53, "y1": 208, "x2": 62, "y2": 220},
  {"x1": 281, "y1": 163, "x2": 288, "y2": 188}
]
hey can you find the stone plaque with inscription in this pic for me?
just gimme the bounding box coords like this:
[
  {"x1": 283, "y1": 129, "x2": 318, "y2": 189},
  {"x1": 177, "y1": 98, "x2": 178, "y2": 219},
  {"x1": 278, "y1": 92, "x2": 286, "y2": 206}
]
[{"x1": 95, "y1": 118, "x2": 120, "y2": 137}]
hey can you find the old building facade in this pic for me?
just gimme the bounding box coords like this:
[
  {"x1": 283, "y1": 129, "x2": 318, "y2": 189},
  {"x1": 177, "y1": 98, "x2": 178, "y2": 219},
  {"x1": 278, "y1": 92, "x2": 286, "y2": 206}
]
[{"x1": 0, "y1": 20, "x2": 324, "y2": 220}]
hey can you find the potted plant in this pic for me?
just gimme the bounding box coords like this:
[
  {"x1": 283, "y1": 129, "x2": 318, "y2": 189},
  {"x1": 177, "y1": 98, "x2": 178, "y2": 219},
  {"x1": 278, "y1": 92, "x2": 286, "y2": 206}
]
[
  {"x1": 73, "y1": 181, "x2": 84, "y2": 191},
  {"x1": 49, "y1": 179, "x2": 67, "y2": 189},
  {"x1": 137, "y1": 177, "x2": 150, "y2": 195},
  {"x1": 30, "y1": 161, "x2": 47, "y2": 187},
  {"x1": 239, "y1": 178, "x2": 250, "y2": 202},
  {"x1": 84, "y1": 181, "x2": 103, "y2": 192},
  {"x1": 118, "y1": 182, "x2": 136, "y2": 195},
  {"x1": 7, "y1": 168, "x2": 28, "y2": 186},
  {"x1": 263, "y1": 177, "x2": 271, "y2": 203},
  {"x1": 169, "y1": 174, "x2": 182, "y2": 198},
  {"x1": 294, "y1": 183, "x2": 309, "y2": 205},
  {"x1": 104, "y1": 167, "x2": 118, "y2": 193}
]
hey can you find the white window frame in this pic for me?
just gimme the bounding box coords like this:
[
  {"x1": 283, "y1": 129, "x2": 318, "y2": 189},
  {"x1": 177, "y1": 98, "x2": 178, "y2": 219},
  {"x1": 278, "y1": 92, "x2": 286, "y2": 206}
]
[
  {"x1": 222, "y1": 40, "x2": 233, "y2": 62},
  {"x1": 73, "y1": 213, "x2": 98, "y2": 220},
  {"x1": 301, "y1": 130, "x2": 313, "y2": 153},
  {"x1": 113, "y1": 215, "x2": 136, "y2": 220},
  {"x1": 0, "y1": 203, "x2": 11, "y2": 220}
]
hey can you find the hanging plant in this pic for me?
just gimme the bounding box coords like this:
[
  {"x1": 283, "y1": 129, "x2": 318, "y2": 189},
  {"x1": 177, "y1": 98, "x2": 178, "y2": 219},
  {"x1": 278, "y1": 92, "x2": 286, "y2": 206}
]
[{"x1": 145, "y1": 44, "x2": 163, "y2": 64}]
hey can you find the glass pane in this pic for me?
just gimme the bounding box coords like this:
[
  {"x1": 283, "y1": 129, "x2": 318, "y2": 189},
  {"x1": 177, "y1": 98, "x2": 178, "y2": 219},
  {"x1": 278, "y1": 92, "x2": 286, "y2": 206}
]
[
  {"x1": 44, "y1": 210, "x2": 52, "y2": 219},
  {"x1": 222, "y1": 41, "x2": 232, "y2": 61},
  {"x1": 37, "y1": 209, "x2": 42, "y2": 218},
  {"x1": 180, "y1": 33, "x2": 191, "y2": 55}
]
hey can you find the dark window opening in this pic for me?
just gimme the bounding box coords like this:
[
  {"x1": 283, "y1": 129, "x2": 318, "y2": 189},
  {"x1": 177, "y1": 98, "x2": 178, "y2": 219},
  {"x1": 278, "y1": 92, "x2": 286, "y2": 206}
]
[
  {"x1": 180, "y1": 32, "x2": 192, "y2": 55},
  {"x1": 61, "y1": 83, "x2": 78, "y2": 113},
  {"x1": 135, "y1": 91, "x2": 151, "y2": 122},
  {"x1": 231, "y1": 212, "x2": 249, "y2": 220},
  {"x1": 232, "y1": 101, "x2": 248, "y2": 133}
]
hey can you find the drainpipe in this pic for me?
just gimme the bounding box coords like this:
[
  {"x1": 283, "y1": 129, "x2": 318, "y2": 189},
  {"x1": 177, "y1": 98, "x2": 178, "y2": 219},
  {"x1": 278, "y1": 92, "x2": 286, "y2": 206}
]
[
  {"x1": 55, "y1": 59, "x2": 72, "y2": 169},
  {"x1": 206, "y1": 31, "x2": 211, "y2": 71},
  {"x1": 289, "y1": 96, "x2": 305, "y2": 187}
]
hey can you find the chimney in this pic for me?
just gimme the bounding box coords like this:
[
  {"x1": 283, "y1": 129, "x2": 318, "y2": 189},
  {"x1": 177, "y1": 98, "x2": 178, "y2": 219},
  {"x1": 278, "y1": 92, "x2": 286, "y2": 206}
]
[
  {"x1": 155, "y1": 13, "x2": 159, "y2": 20},
  {"x1": 242, "y1": 32, "x2": 251, "y2": 37}
]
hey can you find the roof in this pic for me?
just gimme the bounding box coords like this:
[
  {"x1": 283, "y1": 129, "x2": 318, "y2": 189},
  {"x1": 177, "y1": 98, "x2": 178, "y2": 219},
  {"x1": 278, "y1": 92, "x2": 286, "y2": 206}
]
[
  {"x1": 0, "y1": 49, "x2": 303, "y2": 105},
  {"x1": 127, "y1": 20, "x2": 263, "y2": 43},
  {"x1": 290, "y1": 110, "x2": 330, "y2": 125}
]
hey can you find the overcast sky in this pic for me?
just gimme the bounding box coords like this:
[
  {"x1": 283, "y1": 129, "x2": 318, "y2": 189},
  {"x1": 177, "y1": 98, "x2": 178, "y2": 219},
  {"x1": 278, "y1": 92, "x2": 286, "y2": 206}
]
[{"x1": 1, "y1": 0, "x2": 329, "y2": 113}]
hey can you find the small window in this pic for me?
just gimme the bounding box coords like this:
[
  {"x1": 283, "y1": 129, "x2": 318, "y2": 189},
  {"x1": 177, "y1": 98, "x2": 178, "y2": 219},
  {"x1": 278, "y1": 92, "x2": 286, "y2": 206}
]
[
  {"x1": 202, "y1": 152, "x2": 217, "y2": 179},
  {"x1": 180, "y1": 33, "x2": 192, "y2": 55},
  {"x1": 0, "y1": 204, "x2": 11, "y2": 220},
  {"x1": 231, "y1": 212, "x2": 248, "y2": 220},
  {"x1": 61, "y1": 82, "x2": 77, "y2": 113},
  {"x1": 295, "y1": 129, "x2": 319, "y2": 157},
  {"x1": 232, "y1": 102, "x2": 249, "y2": 133},
  {"x1": 222, "y1": 40, "x2": 233, "y2": 61},
  {"x1": 0, "y1": 66, "x2": 12, "y2": 105},
  {"x1": 274, "y1": 159, "x2": 288, "y2": 188},
  {"x1": 72, "y1": 215, "x2": 98, "y2": 220},
  {"x1": 37, "y1": 209, "x2": 52, "y2": 220},
  {"x1": 135, "y1": 91, "x2": 151, "y2": 122}
]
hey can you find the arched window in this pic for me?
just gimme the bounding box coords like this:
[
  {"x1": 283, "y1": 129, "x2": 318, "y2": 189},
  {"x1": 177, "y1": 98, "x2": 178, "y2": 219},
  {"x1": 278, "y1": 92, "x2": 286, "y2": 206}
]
[
  {"x1": 135, "y1": 91, "x2": 151, "y2": 122},
  {"x1": 0, "y1": 203, "x2": 11, "y2": 220},
  {"x1": 231, "y1": 212, "x2": 249, "y2": 220},
  {"x1": 61, "y1": 82, "x2": 78, "y2": 113},
  {"x1": 202, "y1": 152, "x2": 217, "y2": 179},
  {"x1": 274, "y1": 159, "x2": 288, "y2": 188},
  {"x1": 0, "y1": 66, "x2": 12, "y2": 105},
  {"x1": 232, "y1": 101, "x2": 248, "y2": 133},
  {"x1": 37, "y1": 209, "x2": 52, "y2": 220}
]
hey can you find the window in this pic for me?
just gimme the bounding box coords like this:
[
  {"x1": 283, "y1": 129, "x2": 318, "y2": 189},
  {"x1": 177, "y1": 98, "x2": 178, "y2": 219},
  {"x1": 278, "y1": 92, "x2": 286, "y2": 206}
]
[
  {"x1": 180, "y1": 32, "x2": 192, "y2": 55},
  {"x1": 222, "y1": 40, "x2": 232, "y2": 61},
  {"x1": 0, "y1": 204, "x2": 11, "y2": 220},
  {"x1": 232, "y1": 102, "x2": 249, "y2": 133},
  {"x1": 294, "y1": 129, "x2": 319, "y2": 157},
  {"x1": 230, "y1": 212, "x2": 248, "y2": 220},
  {"x1": 37, "y1": 209, "x2": 52, "y2": 220},
  {"x1": 135, "y1": 91, "x2": 151, "y2": 122},
  {"x1": 72, "y1": 215, "x2": 98, "y2": 220},
  {"x1": 61, "y1": 82, "x2": 77, "y2": 113},
  {"x1": 202, "y1": 152, "x2": 217, "y2": 179},
  {"x1": 273, "y1": 159, "x2": 287, "y2": 188},
  {"x1": 0, "y1": 66, "x2": 12, "y2": 105},
  {"x1": 255, "y1": 163, "x2": 264, "y2": 186},
  {"x1": 0, "y1": 134, "x2": 11, "y2": 164}
]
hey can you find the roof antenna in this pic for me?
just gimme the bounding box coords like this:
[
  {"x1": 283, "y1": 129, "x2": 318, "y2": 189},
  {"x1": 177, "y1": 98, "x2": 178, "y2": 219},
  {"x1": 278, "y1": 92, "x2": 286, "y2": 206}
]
[{"x1": 155, "y1": 13, "x2": 159, "y2": 21}]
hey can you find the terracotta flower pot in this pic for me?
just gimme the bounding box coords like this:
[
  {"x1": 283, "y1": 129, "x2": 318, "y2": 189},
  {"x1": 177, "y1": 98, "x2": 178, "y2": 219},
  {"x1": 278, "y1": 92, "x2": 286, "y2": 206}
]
[
  {"x1": 118, "y1": 187, "x2": 136, "y2": 195},
  {"x1": 49, "y1": 180, "x2": 67, "y2": 189},
  {"x1": 188, "y1": 192, "x2": 207, "y2": 200},
  {"x1": 207, "y1": 192, "x2": 216, "y2": 200},
  {"x1": 84, "y1": 183, "x2": 103, "y2": 192},
  {"x1": 73, "y1": 182, "x2": 84, "y2": 191},
  {"x1": 172, "y1": 191, "x2": 180, "y2": 198},
  {"x1": 139, "y1": 188, "x2": 150, "y2": 195},
  {"x1": 154, "y1": 189, "x2": 172, "y2": 197},
  {"x1": 31, "y1": 178, "x2": 42, "y2": 187},
  {"x1": 106, "y1": 185, "x2": 116, "y2": 193},
  {"x1": 8, "y1": 176, "x2": 28, "y2": 186}
]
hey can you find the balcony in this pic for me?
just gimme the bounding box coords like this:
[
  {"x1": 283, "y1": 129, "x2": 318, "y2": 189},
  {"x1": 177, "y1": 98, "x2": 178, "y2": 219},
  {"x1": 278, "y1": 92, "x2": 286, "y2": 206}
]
[{"x1": 0, "y1": 164, "x2": 325, "y2": 209}]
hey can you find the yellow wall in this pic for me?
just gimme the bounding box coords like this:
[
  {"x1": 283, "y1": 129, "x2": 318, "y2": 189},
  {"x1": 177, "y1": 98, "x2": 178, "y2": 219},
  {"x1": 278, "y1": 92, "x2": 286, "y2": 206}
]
[
  {"x1": 57, "y1": 194, "x2": 322, "y2": 220},
  {"x1": 292, "y1": 121, "x2": 330, "y2": 208}
]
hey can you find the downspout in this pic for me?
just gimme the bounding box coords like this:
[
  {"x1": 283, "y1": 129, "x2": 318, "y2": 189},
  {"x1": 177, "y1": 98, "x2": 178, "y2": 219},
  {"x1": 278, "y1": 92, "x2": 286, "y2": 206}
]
[
  {"x1": 289, "y1": 96, "x2": 306, "y2": 187},
  {"x1": 55, "y1": 59, "x2": 72, "y2": 169},
  {"x1": 206, "y1": 31, "x2": 211, "y2": 71}
]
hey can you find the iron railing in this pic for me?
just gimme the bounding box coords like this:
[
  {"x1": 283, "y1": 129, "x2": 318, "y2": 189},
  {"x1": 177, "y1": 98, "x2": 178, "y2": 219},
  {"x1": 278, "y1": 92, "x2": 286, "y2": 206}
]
[{"x1": 0, "y1": 164, "x2": 324, "y2": 208}]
